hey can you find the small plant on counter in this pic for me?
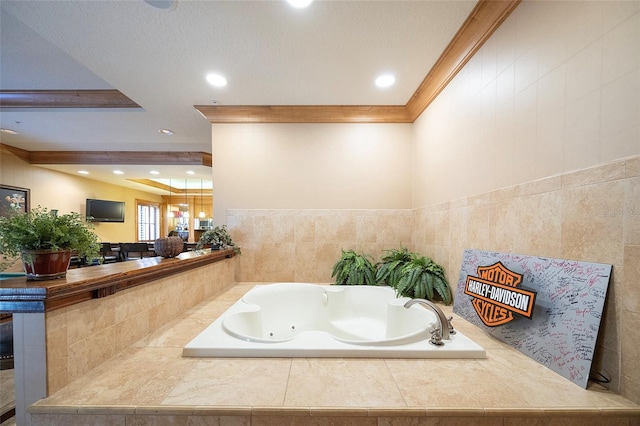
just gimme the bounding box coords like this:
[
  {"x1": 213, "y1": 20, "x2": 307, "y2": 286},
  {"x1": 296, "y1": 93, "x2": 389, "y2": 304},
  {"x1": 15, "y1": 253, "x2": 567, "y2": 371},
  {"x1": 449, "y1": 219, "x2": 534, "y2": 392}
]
[
  {"x1": 331, "y1": 249, "x2": 377, "y2": 286},
  {"x1": 195, "y1": 225, "x2": 241, "y2": 254},
  {"x1": 0, "y1": 206, "x2": 101, "y2": 278}
]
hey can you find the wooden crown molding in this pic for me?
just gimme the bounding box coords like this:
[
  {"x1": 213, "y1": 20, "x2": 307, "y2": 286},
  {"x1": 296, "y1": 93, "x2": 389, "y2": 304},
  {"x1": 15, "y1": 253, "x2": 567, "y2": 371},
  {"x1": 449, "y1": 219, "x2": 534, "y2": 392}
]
[
  {"x1": 195, "y1": 0, "x2": 521, "y2": 124},
  {"x1": 128, "y1": 179, "x2": 213, "y2": 194},
  {"x1": 0, "y1": 89, "x2": 140, "y2": 108},
  {"x1": 0, "y1": 143, "x2": 31, "y2": 162},
  {"x1": 194, "y1": 105, "x2": 412, "y2": 124},
  {"x1": 0, "y1": 0, "x2": 520, "y2": 123},
  {"x1": 405, "y1": 0, "x2": 521, "y2": 121},
  {"x1": 0, "y1": 144, "x2": 212, "y2": 167}
]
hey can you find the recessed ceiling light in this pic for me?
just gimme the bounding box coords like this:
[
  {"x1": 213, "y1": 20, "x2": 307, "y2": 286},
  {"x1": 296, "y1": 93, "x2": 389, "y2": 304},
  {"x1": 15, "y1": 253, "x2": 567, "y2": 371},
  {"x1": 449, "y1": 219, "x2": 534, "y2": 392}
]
[
  {"x1": 150, "y1": 170, "x2": 160, "y2": 175},
  {"x1": 186, "y1": 170, "x2": 195, "y2": 175},
  {"x1": 287, "y1": 0, "x2": 313, "y2": 8},
  {"x1": 375, "y1": 74, "x2": 396, "y2": 88},
  {"x1": 159, "y1": 129, "x2": 174, "y2": 135},
  {"x1": 0, "y1": 128, "x2": 18, "y2": 134},
  {"x1": 206, "y1": 73, "x2": 227, "y2": 87},
  {"x1": 143, "y1": 0, "x2": 177, "y2": 11},
  {"x1": 78, "y1": 170, "x2": 89, "y2": 175},
  {"x1": 113, "y1": 170, "x2": 124, "y2": 175}
]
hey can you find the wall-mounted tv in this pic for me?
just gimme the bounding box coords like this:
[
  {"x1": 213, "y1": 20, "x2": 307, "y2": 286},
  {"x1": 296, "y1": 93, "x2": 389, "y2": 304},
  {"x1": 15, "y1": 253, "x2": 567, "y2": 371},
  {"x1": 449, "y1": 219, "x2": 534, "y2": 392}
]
[{"x1": 86, "y1": 199, "x2": 125, "y2": 223}]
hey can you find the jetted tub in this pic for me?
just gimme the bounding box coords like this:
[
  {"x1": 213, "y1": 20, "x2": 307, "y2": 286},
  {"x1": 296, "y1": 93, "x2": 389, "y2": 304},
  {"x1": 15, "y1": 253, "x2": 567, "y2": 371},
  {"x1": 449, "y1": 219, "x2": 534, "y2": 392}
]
[{"x1": 183, "y1": 283, "x2": 485, "y2": 358}]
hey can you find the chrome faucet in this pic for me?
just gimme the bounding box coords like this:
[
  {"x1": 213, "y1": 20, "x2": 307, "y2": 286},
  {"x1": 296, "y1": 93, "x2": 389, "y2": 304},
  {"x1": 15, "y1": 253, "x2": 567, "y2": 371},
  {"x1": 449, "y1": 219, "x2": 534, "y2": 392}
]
[{"x1": 404, "y1": 298, "x2": 455, "y2": 346}]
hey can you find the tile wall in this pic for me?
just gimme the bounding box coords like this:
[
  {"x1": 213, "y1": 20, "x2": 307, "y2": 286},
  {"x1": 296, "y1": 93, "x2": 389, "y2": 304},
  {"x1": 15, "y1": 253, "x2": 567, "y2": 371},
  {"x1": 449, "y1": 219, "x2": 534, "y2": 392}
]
[
  {"x1": 414, "y1": 156, "x2": 640, "y2": 404},
  {"x1": 43, "y1": 258, "x2": 236, "y2": 394},
  {"x1": 412, "y1": 1, "x2": 640, "y2": 208},
  {"x1": 227, "y1": 209, "x2": 414, "y2": 283},
  {"x1": 229, "y1": 156, "x2": 640, "y2": 405},
  {"x1": 220, "y1": 0, "x2": 640, "y2": 406},
  {"x1": 407, "y1": 0, "x2": 640, "y2": 405}
]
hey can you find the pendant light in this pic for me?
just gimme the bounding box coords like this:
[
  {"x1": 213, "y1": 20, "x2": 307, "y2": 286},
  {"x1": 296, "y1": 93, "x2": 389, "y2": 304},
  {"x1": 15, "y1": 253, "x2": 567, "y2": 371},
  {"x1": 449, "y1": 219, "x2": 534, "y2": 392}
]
[
  {"x1": 199, "y1": 179, "x2": 206, "y2": 218},
  {"x1": 167, "y1": 179, "x2": 174, "y2": 218},
  {"x1": 183, "y1": 179, "x2": 190, "y2": 218}
]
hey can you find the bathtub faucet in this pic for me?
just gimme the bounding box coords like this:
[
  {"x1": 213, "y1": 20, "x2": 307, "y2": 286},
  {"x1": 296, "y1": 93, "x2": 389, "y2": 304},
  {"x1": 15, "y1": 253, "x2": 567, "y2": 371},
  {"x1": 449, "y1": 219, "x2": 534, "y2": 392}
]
[{"x1": 403, "y1": 298, "x2": 455, "y2": 346}]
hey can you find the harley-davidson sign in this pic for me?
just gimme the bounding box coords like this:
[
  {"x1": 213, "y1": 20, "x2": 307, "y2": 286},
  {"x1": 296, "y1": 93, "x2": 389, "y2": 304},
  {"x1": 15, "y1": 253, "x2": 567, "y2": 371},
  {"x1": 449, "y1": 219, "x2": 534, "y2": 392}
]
[{"x1": 464, "y1": 261, "x2": 536, "y2": 326}]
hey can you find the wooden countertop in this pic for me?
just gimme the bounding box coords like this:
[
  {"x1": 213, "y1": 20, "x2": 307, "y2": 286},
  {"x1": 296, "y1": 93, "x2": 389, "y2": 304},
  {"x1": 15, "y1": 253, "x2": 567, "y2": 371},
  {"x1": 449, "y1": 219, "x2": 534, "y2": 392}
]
[{"x1": 0, "y1": 248, "x2": 235, "y2": 313}]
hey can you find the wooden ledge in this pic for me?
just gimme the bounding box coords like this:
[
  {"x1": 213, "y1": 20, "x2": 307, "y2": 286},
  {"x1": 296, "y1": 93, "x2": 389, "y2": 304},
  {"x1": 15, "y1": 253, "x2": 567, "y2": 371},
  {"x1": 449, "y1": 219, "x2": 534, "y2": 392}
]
[{"x1": 0, "y1": 249, "x2": 235, "y2": 313}]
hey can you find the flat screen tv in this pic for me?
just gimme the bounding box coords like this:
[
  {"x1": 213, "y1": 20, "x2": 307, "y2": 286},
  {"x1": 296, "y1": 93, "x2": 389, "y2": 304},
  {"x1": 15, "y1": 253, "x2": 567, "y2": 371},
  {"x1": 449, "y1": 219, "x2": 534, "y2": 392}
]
[{"x1": 86, "y1": 199, "x2": 125, "y2": 222}]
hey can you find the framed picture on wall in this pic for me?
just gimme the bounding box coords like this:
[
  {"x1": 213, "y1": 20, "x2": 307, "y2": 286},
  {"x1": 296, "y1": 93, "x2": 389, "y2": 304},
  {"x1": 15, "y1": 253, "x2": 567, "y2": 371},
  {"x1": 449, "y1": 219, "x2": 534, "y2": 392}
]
[{"x1": 0, "y1": 185, "x2": 30, "y2": 217}]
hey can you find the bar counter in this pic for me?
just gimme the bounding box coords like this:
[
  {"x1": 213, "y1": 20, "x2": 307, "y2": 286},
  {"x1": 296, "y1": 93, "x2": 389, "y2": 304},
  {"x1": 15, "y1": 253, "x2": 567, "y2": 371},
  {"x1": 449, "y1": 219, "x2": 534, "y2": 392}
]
[
  {"x1": 0, "y1": 249, "x2": 238, "y2": 425},
  {"x1": 0, "y1": 248, "x2": 236, "y2": 313}
]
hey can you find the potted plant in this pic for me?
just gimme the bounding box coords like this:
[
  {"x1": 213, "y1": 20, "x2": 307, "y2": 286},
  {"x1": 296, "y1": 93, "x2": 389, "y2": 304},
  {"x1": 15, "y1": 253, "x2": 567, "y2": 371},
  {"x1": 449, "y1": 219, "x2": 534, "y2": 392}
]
[
  {"x1": 0, "y1": 206, "x2": 100, "y2": 280},
  {"x1": 195, "y1": 225, "x2": 240, "y2": 254},
  {"x1": 393, "y1": 253, "x2": 452, "y2": 305},
  {"x1": 331, "y1": 249, "x2": 378, "y2": 286},
  {"x1": 375, "y1": 247, "x2": 413, "y2": 288}
]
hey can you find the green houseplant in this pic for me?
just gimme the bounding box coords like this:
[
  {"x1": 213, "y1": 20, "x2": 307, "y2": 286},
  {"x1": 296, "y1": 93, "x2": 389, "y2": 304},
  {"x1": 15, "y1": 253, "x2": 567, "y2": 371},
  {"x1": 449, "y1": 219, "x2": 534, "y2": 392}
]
[
  {"x1": 0, "y1": 206, "x2": 100, "y2": 280},
  {"x1": 394, "y1": 253, "x2": 452, "y2": 305},
  {"x1": 375, "y1": 247, "x2": 413, "y2": 288},
  {"x1": 331, "y1": 249, "x2": 378, "y2": 286},
  {"x1": 376, "y1": 248, "x2": 452, "y2": 305},
  {"x1": 195, "y1": 225, "x2": 240, "y2": 254}
]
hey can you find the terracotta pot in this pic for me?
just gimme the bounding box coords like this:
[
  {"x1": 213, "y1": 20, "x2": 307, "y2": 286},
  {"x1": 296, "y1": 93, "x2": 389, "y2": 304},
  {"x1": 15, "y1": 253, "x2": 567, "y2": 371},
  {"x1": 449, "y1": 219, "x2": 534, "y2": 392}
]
[{"x1": 21, "y1": 249, "x2": 72, "y2": 281}]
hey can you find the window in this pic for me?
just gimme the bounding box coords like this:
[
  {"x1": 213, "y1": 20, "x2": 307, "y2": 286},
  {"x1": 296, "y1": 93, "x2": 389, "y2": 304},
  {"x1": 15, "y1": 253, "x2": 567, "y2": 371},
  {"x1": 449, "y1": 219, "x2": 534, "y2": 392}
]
[{"x1": 137, "y1": 200, "x2": 160, "y2": 242}]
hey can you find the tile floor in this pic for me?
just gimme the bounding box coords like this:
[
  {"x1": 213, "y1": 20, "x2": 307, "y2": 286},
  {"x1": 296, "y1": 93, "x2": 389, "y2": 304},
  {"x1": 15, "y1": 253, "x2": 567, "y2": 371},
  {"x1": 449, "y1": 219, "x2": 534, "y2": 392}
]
[{"x1": 27, "y1": 283, "x2": 640, "y2": 425}]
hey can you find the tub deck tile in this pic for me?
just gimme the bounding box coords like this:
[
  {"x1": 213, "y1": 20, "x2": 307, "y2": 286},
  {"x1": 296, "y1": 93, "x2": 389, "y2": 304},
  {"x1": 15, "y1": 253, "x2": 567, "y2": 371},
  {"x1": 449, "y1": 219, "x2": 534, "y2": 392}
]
[{"x1": 28, "y1": 283, "x2": 640, "y2": 424}]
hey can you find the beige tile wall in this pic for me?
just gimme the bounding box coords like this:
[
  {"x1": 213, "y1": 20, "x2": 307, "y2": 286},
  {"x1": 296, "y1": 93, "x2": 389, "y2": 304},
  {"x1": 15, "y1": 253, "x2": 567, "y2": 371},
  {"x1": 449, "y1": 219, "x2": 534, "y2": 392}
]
[
  {"x1": 229, "y1": 157, "x2": 640, "y2": 405},
  {"x1": 227, "y1": 209, "x2": 414, "y2": 283},
  {"x1": 412, "y1": 1, "x2": 640, "y2": 209},
  {"x1": 222, "y1": 0, "x2": 640, "y2": 406},
  {"x1": 44, "y1": 258, "x2": 236, "y2": 394},
  {"x1": 415, "y1": 156, "x2": 640, "y2": 404},
  {"x1": 405, "y1": 0, "x2": 639, "y2": 405}
]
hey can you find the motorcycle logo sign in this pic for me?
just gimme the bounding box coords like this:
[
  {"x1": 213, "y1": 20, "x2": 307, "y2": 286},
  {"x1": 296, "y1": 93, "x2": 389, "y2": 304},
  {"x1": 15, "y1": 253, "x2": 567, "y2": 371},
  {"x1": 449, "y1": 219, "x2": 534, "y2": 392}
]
[{"x1": 464, "y1": 262, "x2": 536, "y2": 327}]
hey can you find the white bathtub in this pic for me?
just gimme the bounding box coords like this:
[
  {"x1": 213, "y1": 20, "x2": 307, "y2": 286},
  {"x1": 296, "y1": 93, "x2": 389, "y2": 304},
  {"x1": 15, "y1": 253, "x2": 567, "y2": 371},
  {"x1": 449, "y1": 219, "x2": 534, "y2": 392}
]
[{"x1": 183, "y1": 283, "x2": 485, "y2": 358}]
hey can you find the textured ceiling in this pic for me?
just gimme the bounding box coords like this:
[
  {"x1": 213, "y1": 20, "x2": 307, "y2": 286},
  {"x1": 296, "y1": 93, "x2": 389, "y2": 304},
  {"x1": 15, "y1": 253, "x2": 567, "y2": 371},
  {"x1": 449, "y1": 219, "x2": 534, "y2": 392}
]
[{"x1": 0, "y1": 0, "x2": 477, "y2": 191}]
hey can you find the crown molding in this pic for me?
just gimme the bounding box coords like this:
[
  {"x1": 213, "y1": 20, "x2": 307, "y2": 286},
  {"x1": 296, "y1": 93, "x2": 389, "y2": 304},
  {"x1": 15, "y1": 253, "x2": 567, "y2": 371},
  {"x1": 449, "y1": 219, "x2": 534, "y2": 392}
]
[
  {"x1": 0, "y1": 0, "x2": 520, "y2": 123},
  {"x1": 0, "y1": 143, "x2": 31, "y2": 162},
  {"x1": 194, "y1": 105, "x2": 412, "y2": 124},
  {"x1": 0, "y1": 89, "x2": 140, "y2": 108},
  {"x1": 127, "y1": 179, "x2": 212, "y2": 194},
  {"x1": 196, "y1": 0, "x2": 521, "y2": 124},
  {"x1": 0, "y1": 144, "x2": 211, "y2": 167},
  {"x1": 405, "y1": 0, "x2": 521, "y2": 120}
]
